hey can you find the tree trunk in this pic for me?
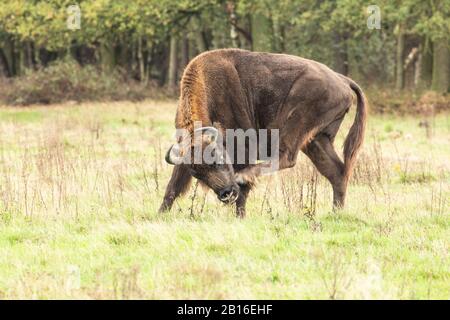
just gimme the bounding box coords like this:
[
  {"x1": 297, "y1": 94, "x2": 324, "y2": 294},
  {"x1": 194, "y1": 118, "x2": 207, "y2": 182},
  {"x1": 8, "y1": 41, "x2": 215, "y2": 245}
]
[
  {"x1": 144, "y1": 43, "x2": 153, "y2": 85},
  {"x1": 0, "y1": 49, "x2": 10, "y2": 77},
  {"x1": 181, "y1": 34, "x2": 190, "y2": 70},
  {"x1": 414, "y1": 50, "x2": 421, "y2": 88},
  {"x1": 418, "y1": 37, "x2": 433, "y2": 90},
  {"x1": 33, "y1": 44, "x2": 42, "y2": 69},
  {"x1": 137, "y1": 37, "x2": 145, "y2": 82},
  {"x1": 189, "y1": 35, "x2": 198, "y2": 59},
  {"x1": 192, "y1": 16, "x2": 207, "y2": 53},
  {"x1": 25, "y1": 41, "x2": 33, "y2": 70},
  {"x1": 395, "y1": 26, "x2": 405, "y2": 90},
  {"x1": 13, "y1": 41, "x2": 23, "y2": 76},
  {"x1": 100, "y1": 42, "x2": 116, "y2": 73},
  {"x1": 167, "y1": 35, "x2": 178, "y2": 90},
  {"x1": 227, "y1": 1, "x2": 240, "y2": 48},
  {"x1": 272, "y1": 17, "x2": 285, "y2": 53},
  {"x1": 212, "y1": 29, "x2": 226, "y2": 49},
  {"x1": 116, "y1": 42, "x2": 130, "y2": 70},
  {"x1": 431, "y1": 39, "x2": 449, "y2": 93},
  {"x1": 251, "y1": 13, "x2": 273, "y2": 52},
  {"x1": 333, "y1": 33, "x2": 348, "y2": 75},
  {"x1": 131, "y1": 42, "x2": 137, "y2": 78},
  {"x1": 1, "y1": 38, "x2": 14, "y2": 76}
]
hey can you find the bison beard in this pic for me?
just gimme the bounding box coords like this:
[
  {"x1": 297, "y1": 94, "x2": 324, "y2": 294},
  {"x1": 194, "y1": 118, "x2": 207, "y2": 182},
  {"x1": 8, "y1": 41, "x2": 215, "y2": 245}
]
[{"x1": 159, "y1": 49, "x2": 367, "y2": 217}]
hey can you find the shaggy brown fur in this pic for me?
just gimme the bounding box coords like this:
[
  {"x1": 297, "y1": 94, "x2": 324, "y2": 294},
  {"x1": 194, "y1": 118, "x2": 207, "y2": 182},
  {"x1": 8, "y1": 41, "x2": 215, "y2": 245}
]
[{"x1": 160, "y1": 49, "x2": 367, "y2": 217}]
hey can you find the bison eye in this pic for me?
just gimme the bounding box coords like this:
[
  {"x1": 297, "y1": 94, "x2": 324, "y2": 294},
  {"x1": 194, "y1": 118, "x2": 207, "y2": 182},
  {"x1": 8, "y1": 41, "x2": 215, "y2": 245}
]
[
  {"x1": 213, "y1": 160, "x2": 224, "y2": 168},
  {"x1": 208, "y1": 156, "x2": 221, "y2": 168}
]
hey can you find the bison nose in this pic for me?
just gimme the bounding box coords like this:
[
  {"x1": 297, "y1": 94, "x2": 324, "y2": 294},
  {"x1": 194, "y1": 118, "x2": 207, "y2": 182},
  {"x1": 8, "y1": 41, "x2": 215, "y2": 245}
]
[
  {"x1": 218, "y1": 186, "x2": 239, "y2": 203},
  {"x1": 219, "y1": 187, "x2": 233, "y2": 200}
]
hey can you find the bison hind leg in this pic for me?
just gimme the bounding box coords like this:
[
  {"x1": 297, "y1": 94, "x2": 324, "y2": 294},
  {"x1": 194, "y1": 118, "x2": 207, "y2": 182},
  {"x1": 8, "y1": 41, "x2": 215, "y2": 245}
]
[{"x1": 303, "y1": 118, "x2": 348, "y2": 209}]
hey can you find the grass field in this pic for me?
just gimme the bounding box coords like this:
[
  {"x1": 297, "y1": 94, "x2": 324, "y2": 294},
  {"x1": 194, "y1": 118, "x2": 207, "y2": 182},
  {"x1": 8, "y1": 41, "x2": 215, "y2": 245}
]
[{"x1": 0, "y1": 100, "x2": 448, "y2": 299}]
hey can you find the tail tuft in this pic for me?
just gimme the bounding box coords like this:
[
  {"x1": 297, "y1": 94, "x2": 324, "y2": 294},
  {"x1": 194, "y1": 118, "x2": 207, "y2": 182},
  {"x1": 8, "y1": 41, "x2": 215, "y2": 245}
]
[{"x1": 343, "y1": 80, "x2": 367, "y2": 181}]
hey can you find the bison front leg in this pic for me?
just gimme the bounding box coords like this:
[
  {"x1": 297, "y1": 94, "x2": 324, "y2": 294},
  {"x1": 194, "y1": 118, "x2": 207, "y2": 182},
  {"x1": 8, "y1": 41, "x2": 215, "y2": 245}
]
[
  {"x1": 235, "y1": 183, "x2": 251, "y2": 218},
  {"x1": 159, "y1": 165, "x2": 192, "y2": 213}
]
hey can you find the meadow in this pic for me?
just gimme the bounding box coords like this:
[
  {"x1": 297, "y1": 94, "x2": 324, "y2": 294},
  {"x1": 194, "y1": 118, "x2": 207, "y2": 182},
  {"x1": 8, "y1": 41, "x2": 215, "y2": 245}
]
[{"x1": 0, "y1": 100, "x2": 448, "y2": 299}]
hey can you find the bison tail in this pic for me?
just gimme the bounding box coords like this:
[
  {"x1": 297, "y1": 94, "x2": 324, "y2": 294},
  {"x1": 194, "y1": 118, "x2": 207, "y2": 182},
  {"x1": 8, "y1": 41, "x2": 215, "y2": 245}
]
[{"x1": 343, "y1": 80, "x2": 367, "y2": 181}]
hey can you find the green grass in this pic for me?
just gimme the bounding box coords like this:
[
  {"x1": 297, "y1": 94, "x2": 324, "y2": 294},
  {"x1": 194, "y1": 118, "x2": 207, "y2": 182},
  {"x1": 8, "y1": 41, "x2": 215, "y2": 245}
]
[
  {"x1": 0, "y1": 101, "x2": 448, "y2": 299},
  {"x1": 0, "y1": 109, "x2": 44, "y2": 123}
]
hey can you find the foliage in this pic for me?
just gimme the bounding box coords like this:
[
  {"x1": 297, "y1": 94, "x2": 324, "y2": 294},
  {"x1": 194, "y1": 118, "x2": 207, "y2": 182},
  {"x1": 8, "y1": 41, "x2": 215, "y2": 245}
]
[
  {"x1": 2, "y1": 59, "x2": 157, "y2": 105},
  {"x1": 0, "y1": 0, "x2": 448, "y2": 92}
]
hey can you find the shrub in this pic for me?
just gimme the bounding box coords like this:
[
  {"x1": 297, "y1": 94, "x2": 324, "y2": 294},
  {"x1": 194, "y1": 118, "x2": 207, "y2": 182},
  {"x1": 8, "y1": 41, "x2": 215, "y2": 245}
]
[
  {"x1": 366, "y1": 87, "x2": 450, "y2": 115},
  {"x1": 0, "y1": 59, "x2": 165, "y2": 106}
]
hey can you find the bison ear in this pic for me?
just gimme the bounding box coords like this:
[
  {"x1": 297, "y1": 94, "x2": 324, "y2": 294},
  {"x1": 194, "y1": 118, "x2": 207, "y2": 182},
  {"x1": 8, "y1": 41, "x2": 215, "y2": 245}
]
[
  {"x1": 165, "y1": 144, "x2": 185, "y2": 165},
  {"x1": 194, "y1": 126, "x2": 219, "y2": 145}
]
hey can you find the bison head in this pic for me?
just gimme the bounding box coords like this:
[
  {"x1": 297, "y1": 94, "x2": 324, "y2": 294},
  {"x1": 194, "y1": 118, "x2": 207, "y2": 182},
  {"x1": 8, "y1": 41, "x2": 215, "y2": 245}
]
[{"x1": 165, "y1": 126, "x2": 239, "y2": 204}]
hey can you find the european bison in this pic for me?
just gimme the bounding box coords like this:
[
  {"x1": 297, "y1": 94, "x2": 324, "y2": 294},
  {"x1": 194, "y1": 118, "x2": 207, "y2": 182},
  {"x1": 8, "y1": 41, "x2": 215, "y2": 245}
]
[{"x1": 159, "y1": 49, "x2": 366, "y2": 217}]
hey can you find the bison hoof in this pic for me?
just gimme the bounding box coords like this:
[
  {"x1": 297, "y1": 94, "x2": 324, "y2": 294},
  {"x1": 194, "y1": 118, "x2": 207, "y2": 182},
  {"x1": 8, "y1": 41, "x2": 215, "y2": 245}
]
[{"x1": 158, "y1": 201, "x2": 171, "y2": 213}]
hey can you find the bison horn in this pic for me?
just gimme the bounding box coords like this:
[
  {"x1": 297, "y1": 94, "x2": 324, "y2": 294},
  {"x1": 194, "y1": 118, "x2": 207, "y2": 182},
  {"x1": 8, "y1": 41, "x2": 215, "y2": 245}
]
[
  {"x1": 194, "y1": 126, "x2": 219, "y2": 144},
  {"x1": 165, "y1": 144, "x2": 185, "y2": 165}
]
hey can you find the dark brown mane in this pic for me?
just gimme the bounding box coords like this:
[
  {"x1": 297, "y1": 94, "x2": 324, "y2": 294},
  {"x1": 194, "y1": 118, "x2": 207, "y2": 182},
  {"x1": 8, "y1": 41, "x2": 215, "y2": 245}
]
[{"x1": 176, "y1": 59, "x2": 210, "y2": 132}]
